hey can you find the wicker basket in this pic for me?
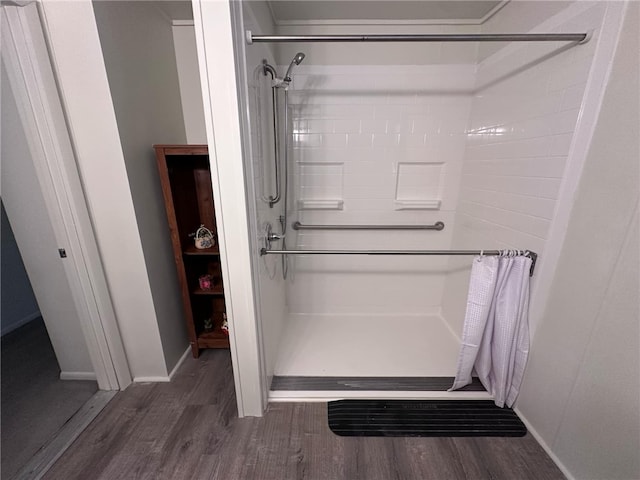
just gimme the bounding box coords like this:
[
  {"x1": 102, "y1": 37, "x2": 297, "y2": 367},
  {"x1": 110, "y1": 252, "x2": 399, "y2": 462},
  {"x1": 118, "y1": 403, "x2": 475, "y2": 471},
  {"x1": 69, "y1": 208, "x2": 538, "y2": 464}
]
[{"x1": 194, "y1": 224, "x2": 214, "y2": 249}]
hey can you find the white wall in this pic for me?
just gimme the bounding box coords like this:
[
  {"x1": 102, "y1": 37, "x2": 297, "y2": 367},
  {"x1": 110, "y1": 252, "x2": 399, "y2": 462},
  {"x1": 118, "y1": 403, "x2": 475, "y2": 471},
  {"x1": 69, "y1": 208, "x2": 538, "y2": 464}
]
[
  {"x1": 92, "y1": 1, "x2": 189, "y2": 372},
  {"x1": 1, "y1": 66, "x2": 93, "y2": 374},
  {"x1": 517, "y1": 4, "x2": 639, "y2": 478},
  {"x1": 39, "y1": 0, "x2": 168, "y2": 380},
  {"x1": 244, "y1": 3, "x2": 615, "y2": 330},
  {"x1": 286, "y1": 64, "x2": 474, "y2": 315},
  {"x1": 1, "y1": 201, "x2": 40, "y2": 336},
  {"x1": 173, "y1": 23, "x2": 207, "y2": 144},
  {"x1": 442, "y1": 2, "x2": 609, "y2": 334},
  {"x1": 477, "y1": 1, "x2": 572, "y2": 61}
]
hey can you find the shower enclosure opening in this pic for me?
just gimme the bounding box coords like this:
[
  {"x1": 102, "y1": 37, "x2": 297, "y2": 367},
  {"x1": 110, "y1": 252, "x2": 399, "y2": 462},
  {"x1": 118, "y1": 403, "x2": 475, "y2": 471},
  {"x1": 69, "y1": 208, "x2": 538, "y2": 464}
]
[{"x1": 238, "y1": 0, "x2": 607, "y2": 400}]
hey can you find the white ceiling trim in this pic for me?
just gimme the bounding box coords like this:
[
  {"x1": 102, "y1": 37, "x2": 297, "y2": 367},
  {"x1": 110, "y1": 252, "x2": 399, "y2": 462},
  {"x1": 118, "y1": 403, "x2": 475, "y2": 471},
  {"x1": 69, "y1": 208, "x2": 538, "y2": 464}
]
[
  {"x1": 274, "y1": 18, "x2": 487, "y2": 26},
  {"x1": 266, "y1": 0, "x2": 280, "y2": 28},
  {"x1": 479, "y1": 0, "x2": 509, "y2": 24},
  {"x1": 172, "y1": 19, "x2": 195, "y2": 26},
  {"x1": 268, "y1": 0, "x2": 509, "y2": 27}
]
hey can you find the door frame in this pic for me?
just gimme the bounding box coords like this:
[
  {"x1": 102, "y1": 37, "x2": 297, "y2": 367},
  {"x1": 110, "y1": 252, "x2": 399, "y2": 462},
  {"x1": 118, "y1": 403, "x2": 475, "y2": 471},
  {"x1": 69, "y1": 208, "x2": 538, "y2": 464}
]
[
  {"x1": 1, "y1": 3, "x2": 132, "y2": 390},
  {"x1": 192, "y1": 0, "x2": 267, "y2": 416}
]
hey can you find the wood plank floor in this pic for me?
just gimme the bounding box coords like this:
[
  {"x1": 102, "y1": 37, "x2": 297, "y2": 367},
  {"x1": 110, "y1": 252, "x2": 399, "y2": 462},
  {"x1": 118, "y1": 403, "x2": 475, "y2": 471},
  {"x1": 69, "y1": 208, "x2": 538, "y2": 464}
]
[{"x1": 43, "y1": 350, "x2": 565, "y2": 480}]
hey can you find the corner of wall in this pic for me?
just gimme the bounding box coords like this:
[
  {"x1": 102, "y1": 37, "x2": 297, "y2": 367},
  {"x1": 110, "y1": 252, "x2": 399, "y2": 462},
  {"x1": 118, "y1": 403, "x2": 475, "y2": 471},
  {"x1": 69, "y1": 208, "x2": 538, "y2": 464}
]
[
  {"x1": 39, "y1": 0, "x2": 169, "y2": 380},
  {"x1": 516, "y1": 3, "x2": 638, "y2": 478}
]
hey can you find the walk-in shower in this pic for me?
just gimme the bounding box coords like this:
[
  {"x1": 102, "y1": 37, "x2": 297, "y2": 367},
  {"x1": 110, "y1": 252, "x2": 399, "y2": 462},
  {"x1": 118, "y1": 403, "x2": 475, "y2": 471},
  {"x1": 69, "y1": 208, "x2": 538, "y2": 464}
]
[{"x1": 239, "y1": 0, "x2": 608, "y2": 402}]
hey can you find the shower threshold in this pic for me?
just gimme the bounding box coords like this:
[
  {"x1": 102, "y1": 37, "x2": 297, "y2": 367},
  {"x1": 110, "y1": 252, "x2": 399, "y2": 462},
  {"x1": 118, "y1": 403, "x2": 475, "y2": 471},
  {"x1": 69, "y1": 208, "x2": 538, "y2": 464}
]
[
  {"x1": 271, "y1": 376, "x2": 485, "y2": 391},
  {"x1": 269, "y1": 375, "x2": 490, "y2": 402}
]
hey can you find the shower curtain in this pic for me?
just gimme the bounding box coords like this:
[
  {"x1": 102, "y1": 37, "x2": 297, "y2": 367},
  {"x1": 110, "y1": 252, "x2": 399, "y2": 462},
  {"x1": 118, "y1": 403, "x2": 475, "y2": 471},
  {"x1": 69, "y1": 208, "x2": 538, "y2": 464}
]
[{"x1": 449, "y1": 254, "x2": 532, "y2": 408}]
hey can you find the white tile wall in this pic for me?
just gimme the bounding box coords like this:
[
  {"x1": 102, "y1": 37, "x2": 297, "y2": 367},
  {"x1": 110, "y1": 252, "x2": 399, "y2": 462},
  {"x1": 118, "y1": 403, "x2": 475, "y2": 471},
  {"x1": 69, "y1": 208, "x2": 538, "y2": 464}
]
[
  {"x1": 286, "y1": 65, "x2": 474, "y2": 314},
  {"x1": 395, "y1": 163, "x2": 444, "y2": 202},
  {"x1": 441, "y1": 2, "x2": 607, "y2": 334},
  {"x1": 245, "y1": 2, "x2": 608, "y2": 326}
]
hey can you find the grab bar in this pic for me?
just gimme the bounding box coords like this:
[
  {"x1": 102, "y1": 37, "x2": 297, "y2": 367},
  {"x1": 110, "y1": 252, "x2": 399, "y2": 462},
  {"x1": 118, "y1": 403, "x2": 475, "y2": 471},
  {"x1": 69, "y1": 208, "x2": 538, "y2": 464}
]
[
  {"x1": 259, "y1": 248, "x2": 538, "y2": 276},
  {"x1": 262, "y1": 62, "x2": 281, "y2": 207},
  {"x1": 292, "y1": 221, "x2": 445, "y2": 231}
]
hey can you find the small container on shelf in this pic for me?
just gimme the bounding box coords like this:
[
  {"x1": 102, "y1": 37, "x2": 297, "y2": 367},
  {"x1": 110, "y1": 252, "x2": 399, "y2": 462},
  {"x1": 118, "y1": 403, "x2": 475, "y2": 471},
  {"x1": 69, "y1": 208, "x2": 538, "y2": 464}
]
[
  {"x1": 199, "y1": 274, "x2": 214, "y2": 290},
  {"x1": 221, "y1": 313, "x2": 229, "y2": 336},
  {"x1": 203, "y1": 317, "x2": 214, "y2": 332},
  {"x1": 192, "y1": 224, "x2": 215, "y2": 249}
]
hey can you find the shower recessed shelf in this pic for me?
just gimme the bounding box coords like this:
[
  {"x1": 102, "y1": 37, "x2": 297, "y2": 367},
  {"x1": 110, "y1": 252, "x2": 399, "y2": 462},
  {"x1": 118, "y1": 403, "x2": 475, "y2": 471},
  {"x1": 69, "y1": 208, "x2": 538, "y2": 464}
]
[
  {"x1": 298, "y1": 199, "x2": 344, "y2": 210},
  {"x1": 394, "y1": 199, "x2": 442, "y2": 210}
]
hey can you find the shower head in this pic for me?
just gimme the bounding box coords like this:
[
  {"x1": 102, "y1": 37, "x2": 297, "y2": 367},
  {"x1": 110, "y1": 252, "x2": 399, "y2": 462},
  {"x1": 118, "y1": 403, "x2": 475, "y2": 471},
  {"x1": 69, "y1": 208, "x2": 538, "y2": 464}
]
[{"x1": 284, "y1": 52, "x2": 306, "y2": 82}]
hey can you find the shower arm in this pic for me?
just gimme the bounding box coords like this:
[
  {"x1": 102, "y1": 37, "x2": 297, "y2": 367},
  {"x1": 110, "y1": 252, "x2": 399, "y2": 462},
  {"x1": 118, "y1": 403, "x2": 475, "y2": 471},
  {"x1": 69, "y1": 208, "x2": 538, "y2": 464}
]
[{"x1": 261, "y1": 62, "x2": 281, "y2": 208}]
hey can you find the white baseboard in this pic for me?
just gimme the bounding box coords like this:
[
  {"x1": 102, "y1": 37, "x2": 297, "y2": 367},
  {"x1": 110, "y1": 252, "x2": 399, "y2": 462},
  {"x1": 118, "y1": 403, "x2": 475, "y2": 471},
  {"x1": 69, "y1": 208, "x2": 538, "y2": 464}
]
[
  {"x1": 1, "y1": 311, "x2": 41, "y2": 336},
  {"x1": 133, "y1": 376, "x2": 170, "y2": 383},
  {"x1": 59, "y1": 371, "x2": 97, "y2": 381},
  {"x1": 133, "y1": 345, "x2": 190, "y2": 383},
  {"x1": 168, "y1": 346, "x2": 191, "y2": 380},
  {"x1": 515, "y1": 407, "x2": 575, "y2": 480}
]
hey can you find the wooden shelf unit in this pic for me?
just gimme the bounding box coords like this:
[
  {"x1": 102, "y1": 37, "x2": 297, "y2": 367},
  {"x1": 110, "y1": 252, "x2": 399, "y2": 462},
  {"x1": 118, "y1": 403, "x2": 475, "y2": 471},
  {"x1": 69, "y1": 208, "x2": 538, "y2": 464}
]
[
  {"x1": 183, "y1": 245, "x2": 220, "y2": 256},
  {"x1": 155, "y1": 144, "x2": 229, "y2": 357}
]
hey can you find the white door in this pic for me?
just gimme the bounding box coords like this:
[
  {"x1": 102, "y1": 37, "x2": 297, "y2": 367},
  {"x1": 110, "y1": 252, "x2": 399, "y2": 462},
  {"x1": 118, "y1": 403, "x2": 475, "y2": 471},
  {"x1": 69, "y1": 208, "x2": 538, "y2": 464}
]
[{"x1": 1, "y1": 3, "x2": 131, "y2": 390}]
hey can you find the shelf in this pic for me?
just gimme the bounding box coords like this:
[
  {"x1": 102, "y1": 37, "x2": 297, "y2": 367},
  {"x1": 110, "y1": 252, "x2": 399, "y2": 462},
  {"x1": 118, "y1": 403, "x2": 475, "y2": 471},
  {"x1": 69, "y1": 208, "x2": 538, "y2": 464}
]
[
  {"x1": 192, "y1": 287, "x2": 224, "y2": 296},
  {"x1": 197, "y1": 329, "x2": 229, "y2": 349},
  {"x1": 183, "y1": 245, "x2": 220, "y2": 256},
  {"x1": 297, "y1": 199, "x2": 344, "y2": 210},
  {"x1": 394, "y1": 199, "x2": 442, "y2": 210},
  {"x1": 156, "y1": 144, "x2": 229, "y2": 357},
  {"x1": 155, "y1": 145, "x2": 209, "y2": 156}
]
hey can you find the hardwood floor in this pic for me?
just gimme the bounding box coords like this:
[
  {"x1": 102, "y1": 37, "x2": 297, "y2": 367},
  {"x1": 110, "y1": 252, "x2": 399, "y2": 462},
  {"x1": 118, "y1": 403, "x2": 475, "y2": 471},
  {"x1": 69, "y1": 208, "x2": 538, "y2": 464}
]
[{"x1": 43, "y1": 350, "x2": 565, "y2": 480}]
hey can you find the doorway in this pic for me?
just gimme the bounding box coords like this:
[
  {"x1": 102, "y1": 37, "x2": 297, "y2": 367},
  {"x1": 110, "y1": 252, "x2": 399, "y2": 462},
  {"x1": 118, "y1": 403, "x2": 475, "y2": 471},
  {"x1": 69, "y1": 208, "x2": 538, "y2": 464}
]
[
  {"x1": 0, "y1": 64, "x2": 99, "y2": 479},
  {"x1": 0, "y1": 201, "x2": 97, "y2": 478},
  {"x1": 1, "y1": 2, "x2": 131, "y2": 476}
]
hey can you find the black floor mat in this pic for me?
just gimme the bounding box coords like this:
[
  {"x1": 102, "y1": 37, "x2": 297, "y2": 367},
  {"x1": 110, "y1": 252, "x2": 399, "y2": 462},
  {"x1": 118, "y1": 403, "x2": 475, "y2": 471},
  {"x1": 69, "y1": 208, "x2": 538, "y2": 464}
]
[{"x1": 328, "y1": 399, "x2": 527, "y2": 437}]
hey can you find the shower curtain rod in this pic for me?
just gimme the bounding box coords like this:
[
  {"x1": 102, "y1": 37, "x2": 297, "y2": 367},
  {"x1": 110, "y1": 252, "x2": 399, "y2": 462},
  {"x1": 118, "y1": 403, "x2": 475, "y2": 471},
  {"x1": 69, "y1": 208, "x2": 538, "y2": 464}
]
[
  {"x1": 246, "y1": 31, "x2": 589, "y2": 44},
  {"x1": 260, "y1": 248, "x2": 538, "y2": 275}
]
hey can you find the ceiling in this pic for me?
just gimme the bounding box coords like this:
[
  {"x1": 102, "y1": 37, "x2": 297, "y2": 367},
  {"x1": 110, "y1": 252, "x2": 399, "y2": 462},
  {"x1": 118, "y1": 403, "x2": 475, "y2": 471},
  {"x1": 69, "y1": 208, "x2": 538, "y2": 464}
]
[
  {"x1": 266, "y1": 1, "x2": 505, "y2": 24},
  {"x1": 151, "y1": 0, "x2": 193, "y2": 21},
  {"x1": 146, "y1": 0, "x2": 505, "y2": 25}
]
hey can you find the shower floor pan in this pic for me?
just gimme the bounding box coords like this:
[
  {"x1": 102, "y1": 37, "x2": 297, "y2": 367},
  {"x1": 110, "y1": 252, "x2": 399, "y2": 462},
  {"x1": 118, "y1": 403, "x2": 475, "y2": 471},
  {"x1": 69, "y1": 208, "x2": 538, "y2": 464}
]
[{"x1": 270, "y1": 314, "x2": 491, "y2": 402}]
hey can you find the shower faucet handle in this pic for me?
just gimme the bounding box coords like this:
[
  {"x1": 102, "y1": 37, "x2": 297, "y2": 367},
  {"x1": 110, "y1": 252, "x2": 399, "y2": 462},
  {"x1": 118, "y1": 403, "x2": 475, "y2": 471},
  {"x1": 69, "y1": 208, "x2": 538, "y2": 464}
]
[
  {"x1": 264, "y1": 223, "x2": 285, "y2": 251},
  {"x1": 268, "y1": 231, "x2": 285, "y2": 242}
]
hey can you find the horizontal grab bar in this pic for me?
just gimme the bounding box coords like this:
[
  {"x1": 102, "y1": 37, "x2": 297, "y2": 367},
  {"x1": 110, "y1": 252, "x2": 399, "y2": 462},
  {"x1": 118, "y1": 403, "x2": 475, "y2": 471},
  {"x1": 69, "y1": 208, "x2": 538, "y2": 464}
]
[
  {"x1": 259, "y1": 249, "x2": 538, "y2": 276},
  {"x1": 292, "y1": 221, "x2": 445, "y2": 231}
]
